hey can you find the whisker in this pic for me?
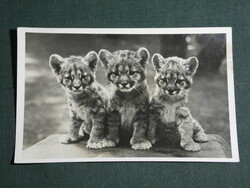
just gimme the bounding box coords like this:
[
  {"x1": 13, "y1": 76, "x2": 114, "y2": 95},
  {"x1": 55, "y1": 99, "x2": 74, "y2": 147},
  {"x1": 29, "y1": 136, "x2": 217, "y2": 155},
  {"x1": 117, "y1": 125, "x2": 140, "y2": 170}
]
[
  {"x1": 135, "y1": 85, "x2": 146, "y2": 93},
  {"x1": 85, "y1": 88, "x2": 93, "y2": 97},
  {"x1": 101, "y1": 80, "x2": 110, "y2": 83},
  {"x1": 86, "y1": 87, "x2": 93, "y2": 94},
  {"x1": 50, "y1": 85, "x2": 61, "y2": 88},
  {"x1": 50, "y1": 85, "x2": 62, "y2": 90},
  {"x1": 133, "y1": 88, "x2": 145, "y2": 104},
  {"x1": 85, "y1": 90, "x2": 92, "y2": 97},
  {"x1": 101, "y1": 81, "x2": 110, "y2": 85}
]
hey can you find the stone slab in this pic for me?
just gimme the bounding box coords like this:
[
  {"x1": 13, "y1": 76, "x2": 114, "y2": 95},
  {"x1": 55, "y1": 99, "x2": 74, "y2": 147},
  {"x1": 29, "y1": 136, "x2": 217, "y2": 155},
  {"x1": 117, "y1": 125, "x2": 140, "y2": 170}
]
[{"x1": 22, "y1": 134, "x2": 231, "y2": 161}]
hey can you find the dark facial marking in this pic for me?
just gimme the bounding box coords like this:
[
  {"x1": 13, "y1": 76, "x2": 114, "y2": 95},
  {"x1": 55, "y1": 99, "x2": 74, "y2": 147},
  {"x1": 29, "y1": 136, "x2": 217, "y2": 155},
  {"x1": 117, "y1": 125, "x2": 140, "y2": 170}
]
[
  {"x1": 107, "y1": 61, "x2": 145, "y2": 87},
  {"x1": 57, "y1": 58, "x2": 94, "y2": 93},
  {"x1": 157, "y1": 65, "x2": 191, "y2": 95},
  {"x1": 100, "y1": 49, "x2": 149, "y2": 92}
]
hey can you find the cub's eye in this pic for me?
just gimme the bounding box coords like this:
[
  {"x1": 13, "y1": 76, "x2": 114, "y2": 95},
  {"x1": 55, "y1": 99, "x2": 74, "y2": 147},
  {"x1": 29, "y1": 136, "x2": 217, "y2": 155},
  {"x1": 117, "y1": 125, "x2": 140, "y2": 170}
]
[
  {"x1": 128, "y1": 71, "x2": 137, "y2": 76},
  {"x1": 79, "y1": 74, "x2": 87, "y2": 79},
  {"x1": 111, "y1": 72, "x2": 119, "y2": 76},
  {"x1": 176, "y1": 79, "x2": 185, "y2": 85},
  {"x1": 65, "y1": 76, "x2": 72, "y2": 80},
  {"x1": 159, "y1": 80, "x2": 166, "y2": 86}
]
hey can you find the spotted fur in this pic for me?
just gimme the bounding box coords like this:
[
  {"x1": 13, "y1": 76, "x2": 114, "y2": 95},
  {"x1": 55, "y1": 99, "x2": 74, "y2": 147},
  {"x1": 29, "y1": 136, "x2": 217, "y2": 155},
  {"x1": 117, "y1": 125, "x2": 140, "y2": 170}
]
[
  {"x1": 148, "y1": 54, "x2": 208, "y2": 151},
  {"x1": 99, "y1": 47, "x2": 152, "y2": 150},
  {"x1": 49, "y1": 51, "x2": 109, "y2": 149}
]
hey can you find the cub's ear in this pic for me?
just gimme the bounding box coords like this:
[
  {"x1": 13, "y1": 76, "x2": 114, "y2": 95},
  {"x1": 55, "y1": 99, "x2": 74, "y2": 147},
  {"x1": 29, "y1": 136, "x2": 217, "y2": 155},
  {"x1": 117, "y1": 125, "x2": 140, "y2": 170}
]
[
  {"x1": 152, "y1": 53, "x2": 165, "y2": 72},
  {"x1": 135, "y1": 47, "x2": 150, "y2": 68},
  {"x1": 184, "y1": 57, "x2": 199, "y2": 76},
  {"x1": 49, "y1": 54, "x2": 64, "y2": 75},
  {"x1": 84, "y1": 51, "x2": 99, "y2": 72},
  {"x1": 98, "y1": 49, "x2": 113, "y2": 69}
]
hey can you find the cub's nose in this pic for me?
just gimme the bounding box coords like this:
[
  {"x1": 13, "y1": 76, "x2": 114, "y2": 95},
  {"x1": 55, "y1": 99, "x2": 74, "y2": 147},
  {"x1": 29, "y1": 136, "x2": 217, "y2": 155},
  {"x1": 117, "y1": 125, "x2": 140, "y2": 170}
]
[
  {"x1": 167, "y1": 88, "x2": 175, "y2": 94},
  {"x1": 73, "y1": 86, "x2": 81, "y2": 90},
  {"x1": 121, "y1": 83, "x2": 128, "y2": 87}
]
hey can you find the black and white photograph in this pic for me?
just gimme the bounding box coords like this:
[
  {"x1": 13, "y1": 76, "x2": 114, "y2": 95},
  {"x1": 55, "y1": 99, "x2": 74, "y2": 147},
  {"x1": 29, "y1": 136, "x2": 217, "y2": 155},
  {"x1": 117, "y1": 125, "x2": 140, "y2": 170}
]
[{"x1": 15, "y1": 28, "x2": 239, "y2": 163}]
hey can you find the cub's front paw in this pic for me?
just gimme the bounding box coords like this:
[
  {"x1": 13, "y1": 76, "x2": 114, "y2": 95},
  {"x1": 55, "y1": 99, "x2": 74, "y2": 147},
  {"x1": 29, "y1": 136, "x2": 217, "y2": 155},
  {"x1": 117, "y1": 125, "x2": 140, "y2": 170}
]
[
  {"x1": 148, "y1": 137, "x2": 156, "y2": 145},
  {"x1": 78, "y1": 128, "x2": 85, "y2": 137},
  {"x1": 101, "y1": 139, "x2": 116, "y2": 148},
  {"x1": 132, "y1": 140, "x2": 152, "y2": 150},
  {"x1": 86, "y1": 139, "x2": 103, "y2": 149},
  {"x1": 194, "y1": 132, "x2": 209, "y2": 143},
  {"x1": 59, "y1": 134, "x2": 80, "y2": 144},
  {"x1": 182, "y1": 142, "x2": 201, "y2": 152}
]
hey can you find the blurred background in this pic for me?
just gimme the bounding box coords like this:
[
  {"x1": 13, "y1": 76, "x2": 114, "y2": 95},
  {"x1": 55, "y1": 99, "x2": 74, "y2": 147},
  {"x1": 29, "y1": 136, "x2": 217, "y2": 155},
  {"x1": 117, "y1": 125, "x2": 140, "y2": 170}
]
[{"x1": 23, "y1": 33, "x2": 229, "y2": 150}]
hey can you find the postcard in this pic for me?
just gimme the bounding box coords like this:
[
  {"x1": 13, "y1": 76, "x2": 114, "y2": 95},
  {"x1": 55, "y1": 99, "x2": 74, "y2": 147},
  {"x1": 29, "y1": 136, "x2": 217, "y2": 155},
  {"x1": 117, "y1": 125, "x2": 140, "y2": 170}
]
[{"x1": 15, "y1": 27, "x2": 239, "y2": 163}]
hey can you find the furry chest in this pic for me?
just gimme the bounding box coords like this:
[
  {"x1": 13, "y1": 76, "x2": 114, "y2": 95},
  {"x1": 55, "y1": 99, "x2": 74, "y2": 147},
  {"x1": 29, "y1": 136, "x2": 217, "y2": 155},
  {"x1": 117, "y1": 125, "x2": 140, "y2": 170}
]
[
  {"x1": 70, "y1": 101, "x2": 91, "y2": 121},
  {"x1": 156, "y1": 123, "x2": 180, "y2": 144},
  {"x1": 118, "y1": 104, "x2": 136, "y2": 130},
  {"x1": 160, "y1": 103, "x2": 178, "y2": 124}
]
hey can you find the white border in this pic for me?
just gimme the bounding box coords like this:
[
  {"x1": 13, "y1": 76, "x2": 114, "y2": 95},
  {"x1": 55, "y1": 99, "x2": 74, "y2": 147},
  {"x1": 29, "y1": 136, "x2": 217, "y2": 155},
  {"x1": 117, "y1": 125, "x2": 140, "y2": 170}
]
[{"x1": 15, "y1": 27, "x2": 239, "y2": 163}]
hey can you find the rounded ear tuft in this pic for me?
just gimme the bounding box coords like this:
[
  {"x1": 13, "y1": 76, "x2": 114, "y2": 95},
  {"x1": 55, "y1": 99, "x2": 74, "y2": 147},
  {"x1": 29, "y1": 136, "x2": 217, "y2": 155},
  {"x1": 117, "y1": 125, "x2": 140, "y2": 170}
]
[
  {"x1": 135, "y1": 47, "x2": 150, "y2": 68},
  {"x1": 84, "y1": 51, "x2": 99, "y2": 72},
  {"x1": 152, "y1": 53, "x2": 165, "y2": 72},
  {"x1": 49, "y1": 54, "x2": 64, "y2": 75},
  {"x1": 184, "y1": 56, "x2": 199, "y2": 76},
  {"x1": 98, "y1": 49, "x2": 113, "y2": 69}
]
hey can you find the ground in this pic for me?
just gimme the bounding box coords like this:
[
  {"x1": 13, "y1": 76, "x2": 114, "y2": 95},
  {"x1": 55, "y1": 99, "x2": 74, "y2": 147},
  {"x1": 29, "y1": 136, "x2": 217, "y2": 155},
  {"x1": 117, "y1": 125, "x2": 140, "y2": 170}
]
[{"x1": 22, "y1": 34, "x2": 230, "y2": 149}]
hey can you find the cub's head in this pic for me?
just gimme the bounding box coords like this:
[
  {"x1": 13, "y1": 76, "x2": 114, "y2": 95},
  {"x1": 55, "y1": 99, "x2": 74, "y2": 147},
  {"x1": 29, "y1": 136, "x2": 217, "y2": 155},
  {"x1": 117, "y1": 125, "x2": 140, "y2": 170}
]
[
  {"x1": 99, "y1": 47, "x2": 149, "y2": 92},
  {"x1": 49, "y1": 51, "x2": 98, "y2": 94},
  {"x1": 152, "y1": 53, "x2": 199, "y2": 97}
]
